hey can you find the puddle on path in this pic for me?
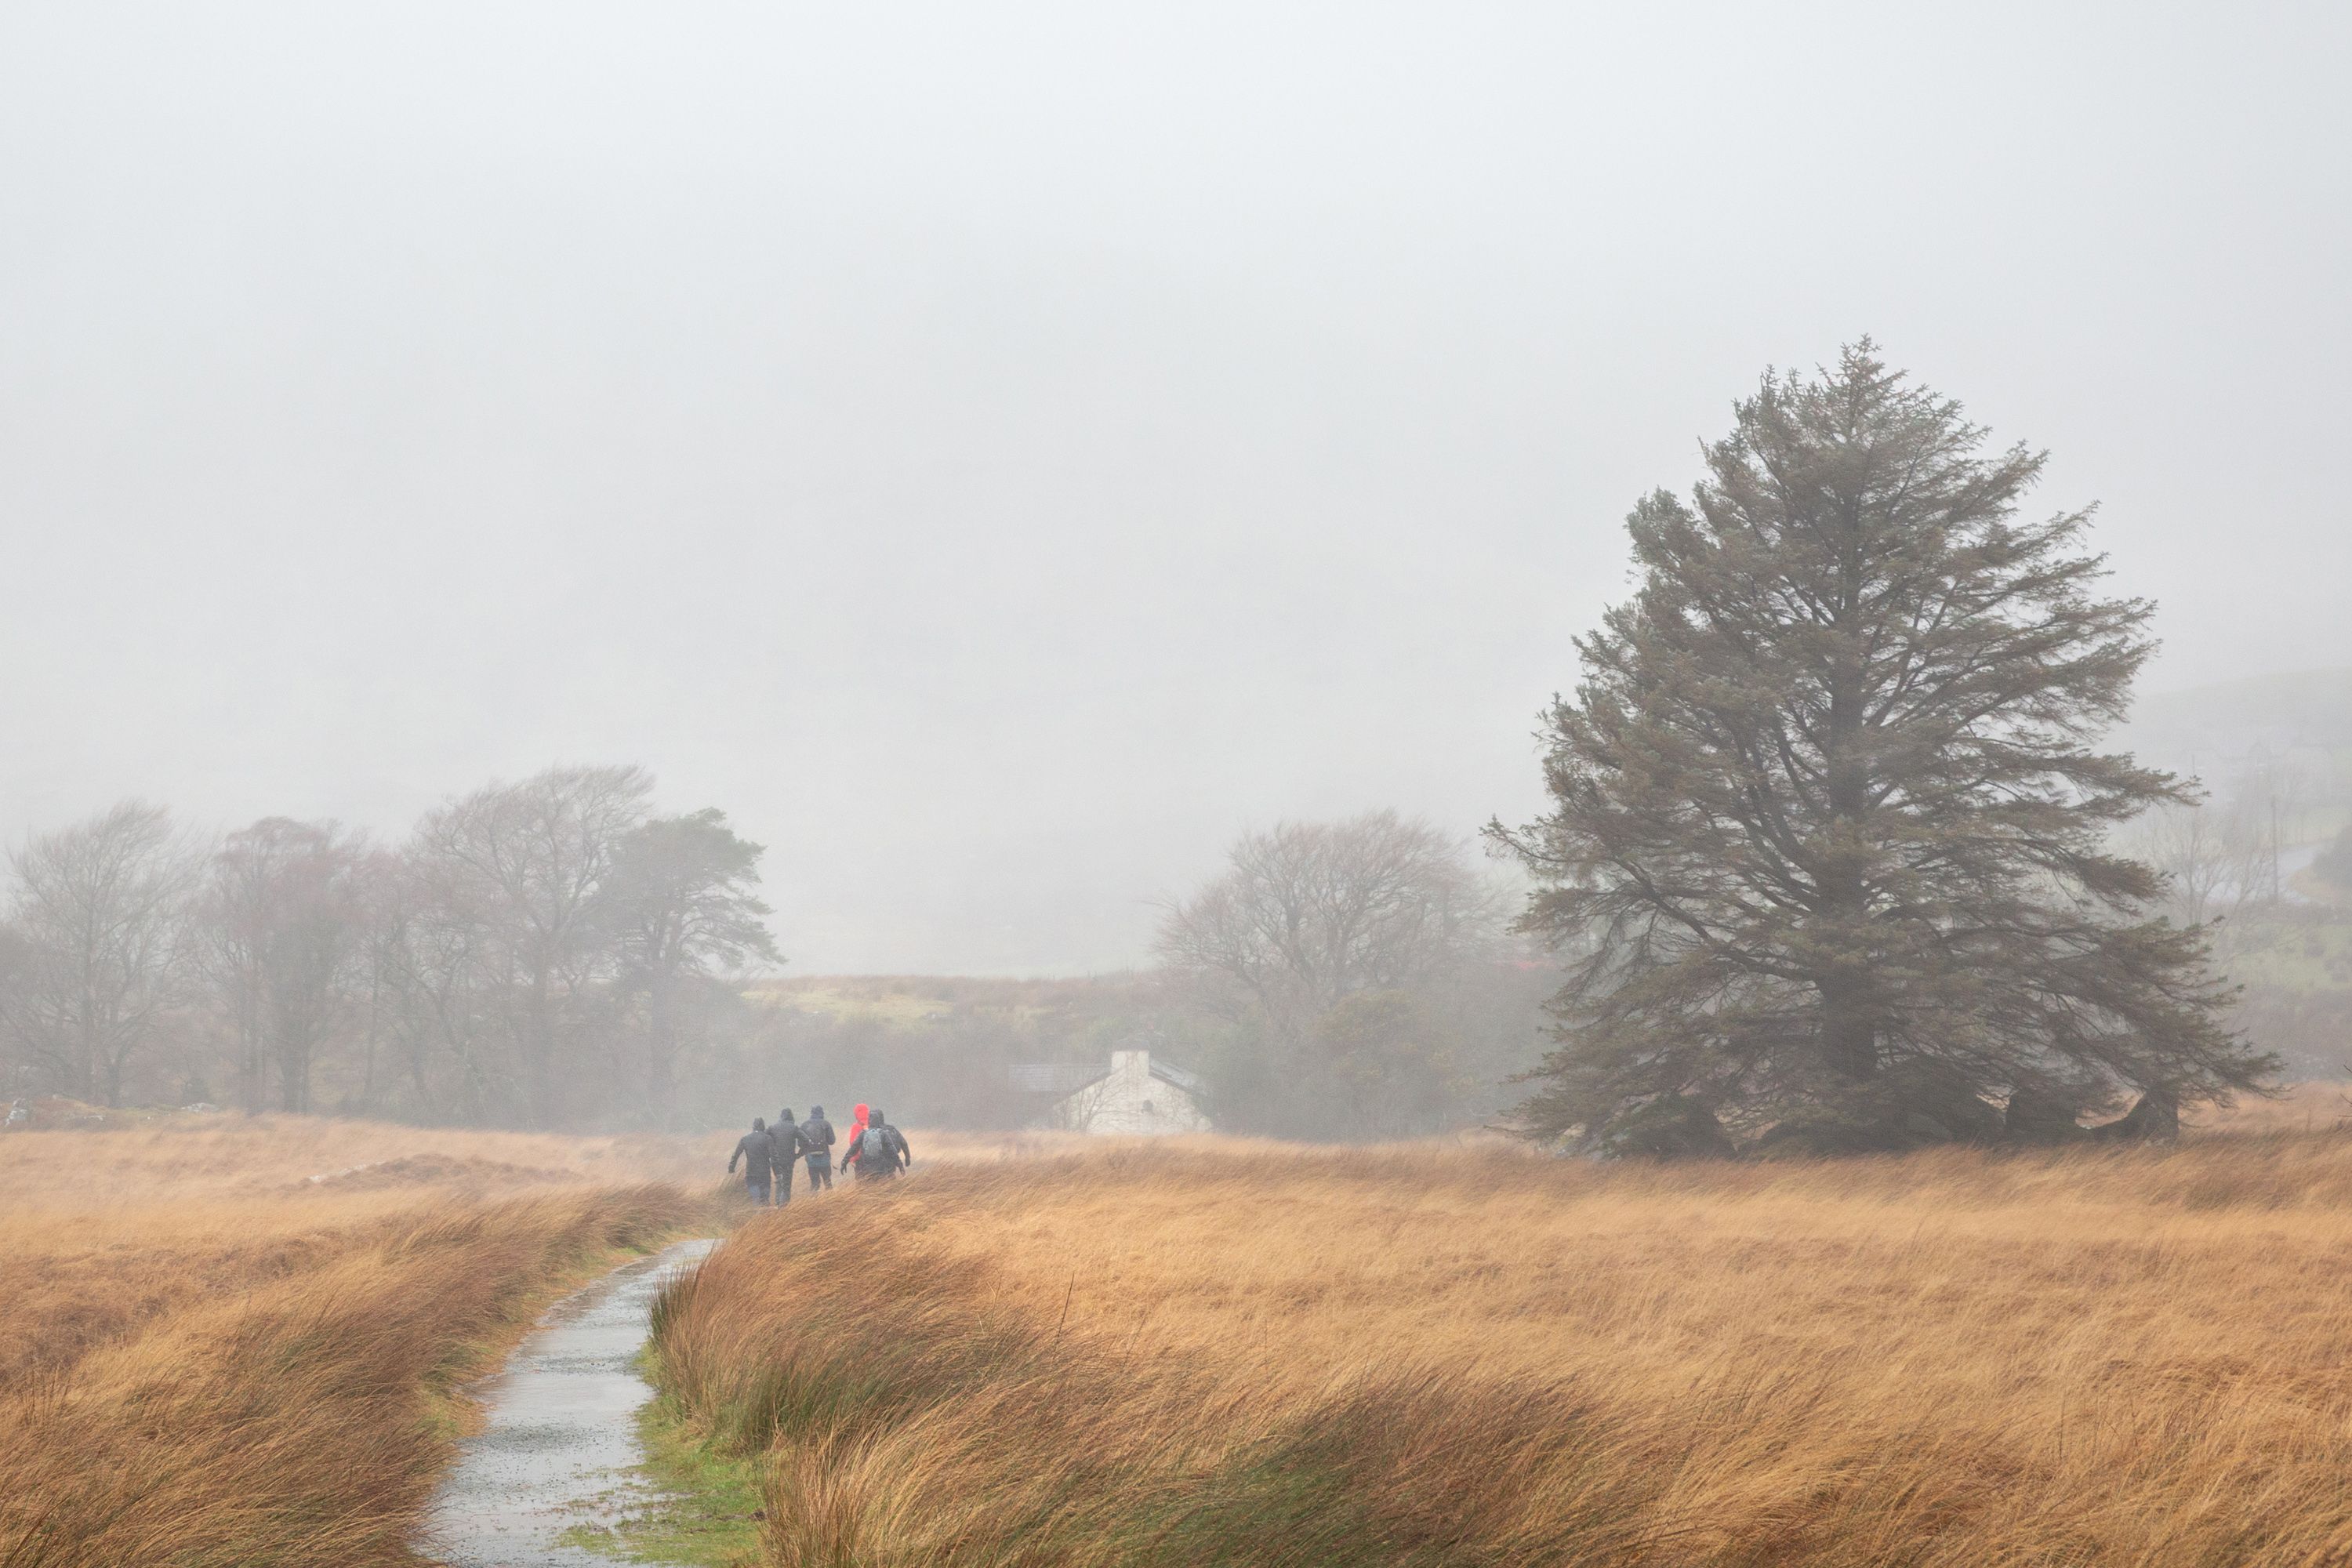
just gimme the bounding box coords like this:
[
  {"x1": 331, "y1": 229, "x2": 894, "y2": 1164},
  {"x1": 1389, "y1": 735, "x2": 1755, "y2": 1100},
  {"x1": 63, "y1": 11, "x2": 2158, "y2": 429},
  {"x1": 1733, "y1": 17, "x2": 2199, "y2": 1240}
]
[{"x1": 419, "y1": 1236, "x2": 719, "y2": 1568}]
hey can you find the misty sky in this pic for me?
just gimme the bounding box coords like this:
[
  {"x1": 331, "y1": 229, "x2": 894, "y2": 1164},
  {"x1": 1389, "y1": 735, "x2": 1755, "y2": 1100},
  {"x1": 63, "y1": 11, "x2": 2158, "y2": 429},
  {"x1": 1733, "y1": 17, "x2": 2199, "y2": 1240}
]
[{"x1": 3, "y1": 2, "x2": 2347, "y2": 973}]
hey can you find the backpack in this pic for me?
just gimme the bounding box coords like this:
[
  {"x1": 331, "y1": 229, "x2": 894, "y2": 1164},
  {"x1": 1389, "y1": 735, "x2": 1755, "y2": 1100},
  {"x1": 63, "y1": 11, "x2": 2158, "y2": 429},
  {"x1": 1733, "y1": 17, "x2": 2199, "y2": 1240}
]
[{"x1": 860, "y1": 1125, "x2": 897, "y2": 1168}]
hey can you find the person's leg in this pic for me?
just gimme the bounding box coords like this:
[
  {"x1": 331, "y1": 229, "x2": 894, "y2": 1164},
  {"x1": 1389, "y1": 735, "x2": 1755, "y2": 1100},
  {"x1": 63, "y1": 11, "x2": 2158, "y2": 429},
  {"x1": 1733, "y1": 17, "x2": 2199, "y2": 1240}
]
[{"x1": 775, "y1": 1163, "x2": 790, "y2": 1205}]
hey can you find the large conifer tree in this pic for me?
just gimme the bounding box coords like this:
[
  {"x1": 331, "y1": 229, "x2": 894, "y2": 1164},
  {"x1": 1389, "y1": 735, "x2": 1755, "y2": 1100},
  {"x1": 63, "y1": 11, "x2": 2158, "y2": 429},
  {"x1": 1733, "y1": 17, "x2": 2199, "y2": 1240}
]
[{"x1": 1491, "y1": 343, "x2": 2269, "y2": 1152}]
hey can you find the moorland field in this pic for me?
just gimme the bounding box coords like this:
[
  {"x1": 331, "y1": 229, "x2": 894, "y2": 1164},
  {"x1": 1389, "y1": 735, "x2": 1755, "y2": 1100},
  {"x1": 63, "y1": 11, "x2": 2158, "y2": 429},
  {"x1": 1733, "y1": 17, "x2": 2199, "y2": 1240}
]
[
  {"x1": 655, "y1": 1102, "x2": 2352, "y2": 1568},
  {"x1": 7, "y1": 1102, "x2": 2352, "y2": 1566},
  {"x1": 0, "y1": 1119, "x2": 721, "y2": 1566}
]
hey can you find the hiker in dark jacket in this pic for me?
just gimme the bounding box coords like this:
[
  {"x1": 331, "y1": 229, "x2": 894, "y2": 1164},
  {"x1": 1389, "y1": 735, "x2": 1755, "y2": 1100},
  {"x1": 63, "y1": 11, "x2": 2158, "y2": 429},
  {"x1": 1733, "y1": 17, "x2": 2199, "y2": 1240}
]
[
  {"x1": 771, "y1": 1109, "x2": 806, "y2": 1203},
  {"x1": 799, "y1": 1105, "x2": 836, "y2": 1191},
  {"x1": 728, "y1": 1117, "x2": 778, "y2": 1206},
  {"x1": 855, "y1": 1109, "x2": 910, "y2": 1180}
]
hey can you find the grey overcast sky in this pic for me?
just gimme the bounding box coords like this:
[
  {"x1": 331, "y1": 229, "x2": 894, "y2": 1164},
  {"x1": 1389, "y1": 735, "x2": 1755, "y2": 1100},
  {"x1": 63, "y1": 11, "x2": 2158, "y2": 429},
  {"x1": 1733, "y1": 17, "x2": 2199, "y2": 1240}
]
[{"x1": 2, "y1": 2, "x2": 2347, "y2": 973}]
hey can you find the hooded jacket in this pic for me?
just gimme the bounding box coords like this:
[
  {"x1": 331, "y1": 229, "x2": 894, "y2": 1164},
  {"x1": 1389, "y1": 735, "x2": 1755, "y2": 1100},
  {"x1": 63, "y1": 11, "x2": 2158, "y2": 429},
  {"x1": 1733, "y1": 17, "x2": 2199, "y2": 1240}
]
[
  {"x1": 729, "y1": 1124, "x2": 776, "y2": 1180},
  {"x1": 798, "y1": 1112, "x2": 835, "y2": 1163},
  {"x1": 857, "y1": 1117, "x2": 909, "y2": 1175},
  {"x1": 771, "y1": 1114, "x2": 808, "y2": 1161}
]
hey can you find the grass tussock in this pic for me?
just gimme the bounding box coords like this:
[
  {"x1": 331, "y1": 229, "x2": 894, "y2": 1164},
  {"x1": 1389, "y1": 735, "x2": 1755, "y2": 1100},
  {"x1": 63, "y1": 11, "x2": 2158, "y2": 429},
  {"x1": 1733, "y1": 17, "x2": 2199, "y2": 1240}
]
[
  {"x1": 650, "y1": 1133, "x2": 2352, "y2": 1566},
  {"x1": 0, "y1": 1117, "x2": 724, "y2": 1568}
]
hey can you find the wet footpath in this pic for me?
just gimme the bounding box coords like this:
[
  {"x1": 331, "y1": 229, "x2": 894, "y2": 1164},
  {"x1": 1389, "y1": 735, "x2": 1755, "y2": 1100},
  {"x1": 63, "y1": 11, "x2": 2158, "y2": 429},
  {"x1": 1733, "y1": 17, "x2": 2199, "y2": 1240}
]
[{"x1": 419, "y1": 1236, "x2": 719, "y2": 1568}]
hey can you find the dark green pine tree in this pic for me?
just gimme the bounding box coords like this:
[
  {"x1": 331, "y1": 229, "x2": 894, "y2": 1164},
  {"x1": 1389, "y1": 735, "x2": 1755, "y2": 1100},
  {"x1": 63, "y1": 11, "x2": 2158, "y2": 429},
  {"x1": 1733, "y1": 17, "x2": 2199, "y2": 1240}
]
[{"x1": 1490, "y1": 342, "x2": 2270, "y2": 1155}]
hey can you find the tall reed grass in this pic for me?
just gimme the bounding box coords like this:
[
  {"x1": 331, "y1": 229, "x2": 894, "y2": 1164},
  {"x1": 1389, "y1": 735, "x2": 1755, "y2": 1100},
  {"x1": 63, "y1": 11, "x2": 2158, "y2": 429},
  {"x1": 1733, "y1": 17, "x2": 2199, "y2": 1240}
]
[
  {"x1": 0, "y1": 1119, "x2": 720, "y2": 1567},
  {"x1": 651, "y1": 1134, "x2": 2352, "y2": 1566}
]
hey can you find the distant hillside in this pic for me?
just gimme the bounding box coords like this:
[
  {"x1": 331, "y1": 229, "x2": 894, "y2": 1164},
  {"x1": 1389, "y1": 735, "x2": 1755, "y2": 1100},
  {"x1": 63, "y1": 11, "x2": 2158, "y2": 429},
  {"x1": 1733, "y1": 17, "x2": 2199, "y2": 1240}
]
[
  {"x1": 2120, "y1": 667, "x2": 2352, "y2": 782},
  {"x1": 746, "y1": 973, "x2": 1160, "y2": 1025}
]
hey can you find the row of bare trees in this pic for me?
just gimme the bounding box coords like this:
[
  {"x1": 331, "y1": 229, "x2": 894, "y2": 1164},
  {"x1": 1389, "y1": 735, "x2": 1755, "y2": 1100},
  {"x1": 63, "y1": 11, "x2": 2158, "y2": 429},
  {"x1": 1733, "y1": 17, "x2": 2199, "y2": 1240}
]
[{"x1": 0, "y1": 767, "x2": 779, "y2": 1127}]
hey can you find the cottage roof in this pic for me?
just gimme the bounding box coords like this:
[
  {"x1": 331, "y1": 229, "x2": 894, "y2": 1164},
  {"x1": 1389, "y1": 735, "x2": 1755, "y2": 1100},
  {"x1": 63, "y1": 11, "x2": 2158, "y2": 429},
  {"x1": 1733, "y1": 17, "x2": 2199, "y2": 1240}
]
[
  {"x1": 1009, "y1": 1062, "x2": 1106, "y2": 1094},
  {"x1": 1147, "y1": 1059, "x2": 1206, "y2": 1095},
  {"x1": 1009, "y1": 1054, "x2": 1206, "y2": 1101}
]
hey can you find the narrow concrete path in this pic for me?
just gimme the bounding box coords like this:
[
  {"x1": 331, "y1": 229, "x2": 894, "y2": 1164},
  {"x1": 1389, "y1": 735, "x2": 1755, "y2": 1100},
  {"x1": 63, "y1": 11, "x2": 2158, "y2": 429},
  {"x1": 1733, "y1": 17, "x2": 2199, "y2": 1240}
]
[{"x1": 418, "y1": 1236, "x2": 718, "y2": 1568}]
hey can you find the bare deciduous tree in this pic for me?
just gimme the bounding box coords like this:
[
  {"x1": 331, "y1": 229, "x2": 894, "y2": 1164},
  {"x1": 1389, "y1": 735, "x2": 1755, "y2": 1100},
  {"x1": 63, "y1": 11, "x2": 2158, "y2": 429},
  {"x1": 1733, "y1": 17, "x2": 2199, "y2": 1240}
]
[
  {"x1": 368, "y1": 846, "x2": 501, "y2": 1121},
  {"x1": 1158, "y1": 811, "x2": 1518, "y2": 1137},
  {"x1": 0, "y1": 801, "x2": 199, "y2": 1106},
  {"x1": 1157, "y1": 810, "x2": 1505, "y2": 1040},
  {"x1": 198, "y1": 818, "x2": 371, "y2": 1113},
  {"x1": 597, "y1": 808, "x2": 781, "y2": 1126},
  {"x1": 413, "y1": 765, "x2": 652, "y2": 1126},
  {"x1": 2128, "y1": 797, "x2": 2274, "y2": 932}
]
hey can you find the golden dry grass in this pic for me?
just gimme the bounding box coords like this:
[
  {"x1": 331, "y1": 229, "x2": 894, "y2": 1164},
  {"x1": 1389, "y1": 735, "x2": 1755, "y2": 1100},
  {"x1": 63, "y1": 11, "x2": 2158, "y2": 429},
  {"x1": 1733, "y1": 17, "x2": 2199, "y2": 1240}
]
[
  {"x1": 0, "y1": 1113, "x2": 722, "y2": 1205},
  {"x1": 652, "y1": 1132, "x2": 2352, "y2": 1566},
  {"x1": 0, "y1": 1116, "x2": 726, "y2": 1567}
]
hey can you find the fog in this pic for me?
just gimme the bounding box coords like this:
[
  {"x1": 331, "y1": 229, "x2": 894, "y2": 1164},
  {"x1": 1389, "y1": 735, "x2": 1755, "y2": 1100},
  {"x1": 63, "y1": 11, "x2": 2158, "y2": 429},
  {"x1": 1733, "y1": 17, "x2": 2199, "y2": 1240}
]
[{"x1": 4, "y1": 2, "x2": 2347, "y2": 975}]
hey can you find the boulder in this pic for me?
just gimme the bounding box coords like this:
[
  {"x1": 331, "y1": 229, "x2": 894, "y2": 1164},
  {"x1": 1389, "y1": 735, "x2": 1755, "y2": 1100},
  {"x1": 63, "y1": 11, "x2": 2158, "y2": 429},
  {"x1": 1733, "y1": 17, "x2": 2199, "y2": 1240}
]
[
  {"x1": 1602, "y1": 1095, "x2": 1735, "y2": 1160},
  {"x1": 1755, "y1": 1114, "x2": 1900, "y2": 1158},
  {"x1": 1755, "y1": 1062, "x2": 2002, "y2": 1157},
  {"x1": 2090, "y1": 1088, "x2": 2180, "y2": 1143},
  {"x1": 1878, "y1": 1062, "x2": 2003, "y2": 1145},
  {"x1": 2002, "y1": 1084, "x2": 2089, "y2": 1145}
]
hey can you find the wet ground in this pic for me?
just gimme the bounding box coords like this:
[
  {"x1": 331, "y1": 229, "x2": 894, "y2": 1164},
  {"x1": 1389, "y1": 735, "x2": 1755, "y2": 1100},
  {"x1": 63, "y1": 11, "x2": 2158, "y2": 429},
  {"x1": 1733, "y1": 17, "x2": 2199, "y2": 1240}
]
[{"x1": 419, "y1": 1236, "x2": 719, "y2": 1568}]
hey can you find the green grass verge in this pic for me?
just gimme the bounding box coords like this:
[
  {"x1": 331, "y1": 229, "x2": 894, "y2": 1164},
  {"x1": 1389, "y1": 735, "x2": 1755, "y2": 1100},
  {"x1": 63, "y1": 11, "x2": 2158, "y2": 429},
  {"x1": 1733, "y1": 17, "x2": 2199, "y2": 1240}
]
[{"x1": 556, "y1": 1374, "x2": 766, "y2": 1566}]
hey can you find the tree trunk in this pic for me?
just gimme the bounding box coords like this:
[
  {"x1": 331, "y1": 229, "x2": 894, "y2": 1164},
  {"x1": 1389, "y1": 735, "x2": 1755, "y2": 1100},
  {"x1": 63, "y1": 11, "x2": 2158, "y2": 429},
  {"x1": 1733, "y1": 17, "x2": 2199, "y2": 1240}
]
[
  {"x1": 646, "y1": 975, "x2": 674, "y2": 1130},
  {"x1": 240, "y1": 1014, "x2": 264, "y2": 1115},
  {"x1": 526, "y1": 966, "x2": 554, "y2": 1128},
  {"x1": 1818, "y1": 975, "x2": 1878, "y2": 1080},
  {"x1": 279, "y1": 1031, "x2": 310, "y2": 1113},
  {"x1": 357, "y1": 964, "x2": 380, "y2": 1114},
  {"x1": 236, "y1": 971, "x2": 265, "y2": 1114},
  {"x1": 1818, "y1": 580, "x2": 1877, "y2": 1084}
]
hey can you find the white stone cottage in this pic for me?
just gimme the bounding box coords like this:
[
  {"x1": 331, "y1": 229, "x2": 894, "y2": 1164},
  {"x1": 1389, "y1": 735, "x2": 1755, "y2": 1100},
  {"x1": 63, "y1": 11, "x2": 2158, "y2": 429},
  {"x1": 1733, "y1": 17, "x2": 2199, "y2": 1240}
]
[{"x1": 1011, "y1": 1047, "x2": 1211, "y2": 1135}]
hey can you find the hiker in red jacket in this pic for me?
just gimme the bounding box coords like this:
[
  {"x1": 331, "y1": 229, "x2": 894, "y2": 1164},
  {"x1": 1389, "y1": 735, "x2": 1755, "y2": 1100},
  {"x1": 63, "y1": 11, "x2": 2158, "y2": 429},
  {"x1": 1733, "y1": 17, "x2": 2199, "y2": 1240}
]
[{"x1": 838, "y1": 1102, "x2": 870, "y2": 1177}]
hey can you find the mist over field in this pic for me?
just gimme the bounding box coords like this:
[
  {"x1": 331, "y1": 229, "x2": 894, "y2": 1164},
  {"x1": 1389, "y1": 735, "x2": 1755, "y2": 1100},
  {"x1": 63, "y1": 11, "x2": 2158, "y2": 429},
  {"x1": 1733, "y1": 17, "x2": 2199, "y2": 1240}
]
[{"x1": 4, "y1": 2, "x2": 2349, "y2": 982}]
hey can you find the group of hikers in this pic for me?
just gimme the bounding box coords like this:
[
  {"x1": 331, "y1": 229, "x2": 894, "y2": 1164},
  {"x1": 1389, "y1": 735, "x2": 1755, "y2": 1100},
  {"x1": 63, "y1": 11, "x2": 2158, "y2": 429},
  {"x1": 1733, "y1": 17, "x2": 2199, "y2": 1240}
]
[{"x1": 727, "y1": 1102, "x2": 909, "y2": 1206}]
